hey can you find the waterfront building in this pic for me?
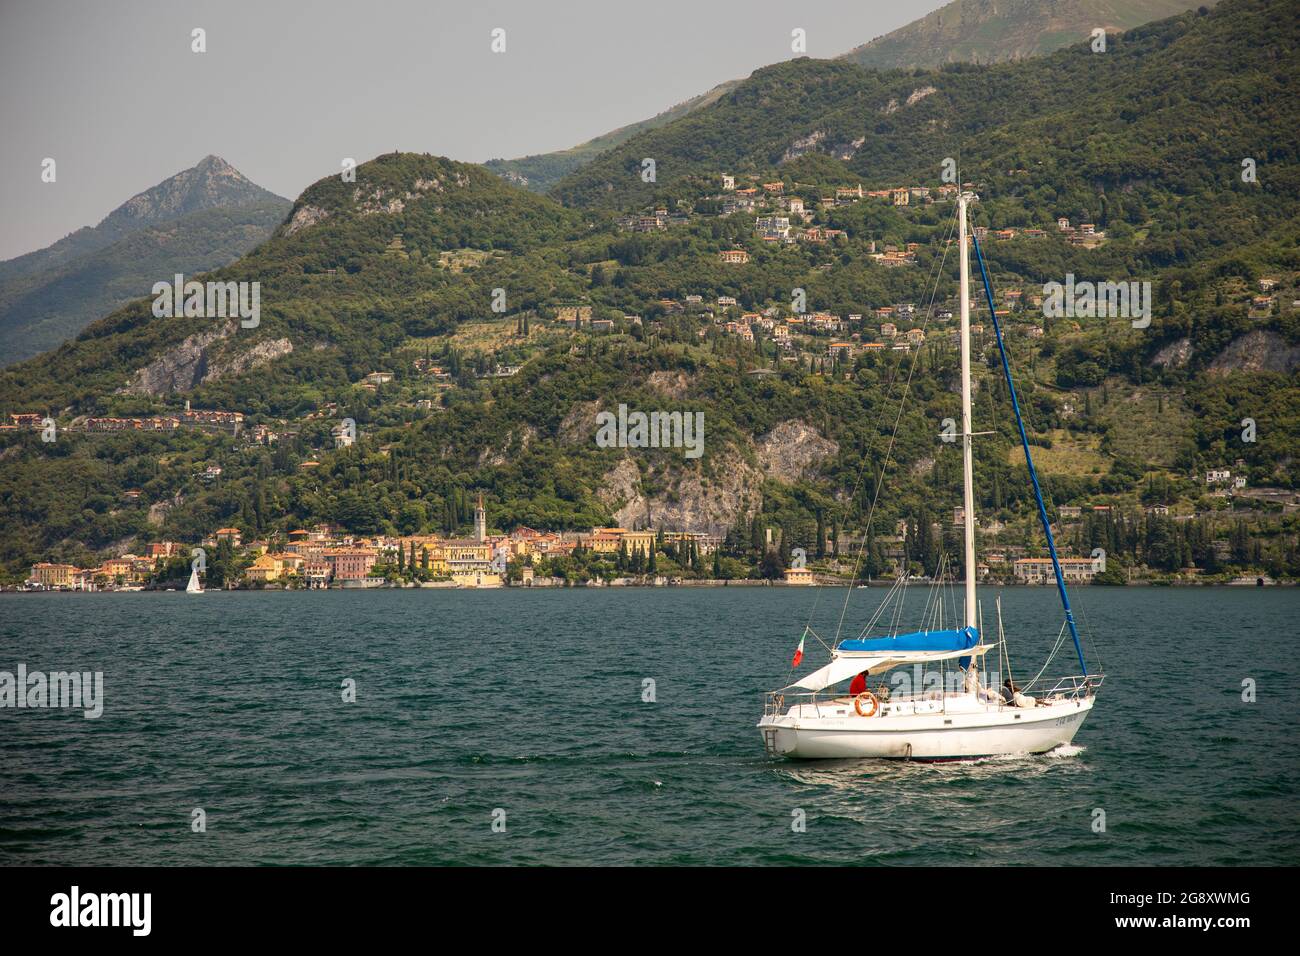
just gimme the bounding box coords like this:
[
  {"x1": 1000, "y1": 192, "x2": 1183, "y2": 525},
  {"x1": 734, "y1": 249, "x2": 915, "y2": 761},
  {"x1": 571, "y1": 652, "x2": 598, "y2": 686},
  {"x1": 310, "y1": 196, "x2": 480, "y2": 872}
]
[
  {"x1": 441, "y1": 539, "x2": 497, "y2": 586},
  {"x1": 623, "y1": 529, "x2": 657, "y2": 556},
  {"x1": 27, "y1": 562, "x2": 79, "y2": 589},
  {"x1": 1013, "y1": 556, "x2": 1102, "y2": 584},
  {"x1": 588, "y1": 528, "x2": 628, "y2": 554},
  {"x1": 329, "y1": 549, "x2": 379, "y2": 582},
  {"x1": 783, "y1": 566, "x2": 815, "y2": 585}
]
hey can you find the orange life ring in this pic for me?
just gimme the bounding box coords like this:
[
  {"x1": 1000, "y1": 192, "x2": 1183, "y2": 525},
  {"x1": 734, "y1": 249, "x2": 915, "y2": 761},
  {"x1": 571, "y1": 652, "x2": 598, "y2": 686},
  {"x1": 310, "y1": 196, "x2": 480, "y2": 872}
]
[{"x1": 854, "y1": 691, "x2": 879, "y2": 718}]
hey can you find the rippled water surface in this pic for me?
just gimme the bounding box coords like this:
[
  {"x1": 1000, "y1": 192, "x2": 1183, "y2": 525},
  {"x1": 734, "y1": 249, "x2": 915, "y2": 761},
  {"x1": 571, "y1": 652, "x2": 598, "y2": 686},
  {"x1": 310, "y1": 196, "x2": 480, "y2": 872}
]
[{"x1": 1, "y1": 586, "x2": 1296, "y2": 865}]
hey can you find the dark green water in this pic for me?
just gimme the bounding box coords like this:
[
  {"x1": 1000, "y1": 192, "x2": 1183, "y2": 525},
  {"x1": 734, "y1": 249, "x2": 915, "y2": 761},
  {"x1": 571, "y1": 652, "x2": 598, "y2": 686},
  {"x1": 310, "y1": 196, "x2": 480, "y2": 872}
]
[{"x1": 1, "y1": 586, "x2": 1296, "y2": 865}]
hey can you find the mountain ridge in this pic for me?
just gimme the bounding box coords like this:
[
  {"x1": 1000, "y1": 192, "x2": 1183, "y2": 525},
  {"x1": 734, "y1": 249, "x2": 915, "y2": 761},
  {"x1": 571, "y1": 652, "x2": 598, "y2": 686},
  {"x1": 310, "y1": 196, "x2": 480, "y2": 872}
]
[
  {"x1": 0, "y1": 156, "x2": 290, "y2": 366},
  {"x1": 839, "y1": 0, "x2": 1215, "y2": 71},
  {"x1": 483, "y1": 79, "x2": 742, "y2": 193},
  {"x1": 481, "y1": 1, "x2": 1220, "y2": 197}
]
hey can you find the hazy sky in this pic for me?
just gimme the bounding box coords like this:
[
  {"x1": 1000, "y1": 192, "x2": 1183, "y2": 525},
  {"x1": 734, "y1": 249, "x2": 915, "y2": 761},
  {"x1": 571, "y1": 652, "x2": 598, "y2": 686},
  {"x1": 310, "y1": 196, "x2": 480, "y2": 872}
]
[{"x1": 0, "y1": 0, "x2": 946, "y2": 260}]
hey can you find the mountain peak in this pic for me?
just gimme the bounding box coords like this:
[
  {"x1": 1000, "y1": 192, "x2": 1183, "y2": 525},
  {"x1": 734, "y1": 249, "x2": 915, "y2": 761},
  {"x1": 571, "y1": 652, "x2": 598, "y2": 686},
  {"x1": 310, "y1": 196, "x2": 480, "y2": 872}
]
[
  {"x1": 195, "y1": 154, "x2": 235, "y2": 172},
  {"x1": 100, "y1": 156, "x2": 283, "y2": 234},
  {"x1": 0, "y1": 155, "x2": 290, "y2": 365}
]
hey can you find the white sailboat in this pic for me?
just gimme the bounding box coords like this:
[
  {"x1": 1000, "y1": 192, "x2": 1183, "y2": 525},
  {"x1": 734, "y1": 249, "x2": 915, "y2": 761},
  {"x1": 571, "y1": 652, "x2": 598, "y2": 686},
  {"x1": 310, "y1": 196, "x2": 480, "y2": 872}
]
[
  {"x1": 186, "y1": 565, "x2": 204, "y2": 594},
  {"x1": 758, "y1": 193, "x2": 1103, "y2": 761}
]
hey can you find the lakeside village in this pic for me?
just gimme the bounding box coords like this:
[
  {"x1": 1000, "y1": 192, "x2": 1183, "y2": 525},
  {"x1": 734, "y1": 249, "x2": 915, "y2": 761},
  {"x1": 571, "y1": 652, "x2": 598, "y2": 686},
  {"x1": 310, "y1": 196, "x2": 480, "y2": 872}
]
[
  {"x1": 6, "y1": 172, "x2": 1296, "y2": 592},
  {"x1": 17, "y1": 490, "x2": 1285, "y2": 592}
]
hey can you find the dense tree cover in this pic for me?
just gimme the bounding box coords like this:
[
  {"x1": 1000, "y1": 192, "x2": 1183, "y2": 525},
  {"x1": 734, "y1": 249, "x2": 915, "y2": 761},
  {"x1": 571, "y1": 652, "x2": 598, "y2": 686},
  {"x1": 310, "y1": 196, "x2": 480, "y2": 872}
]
[
  {"x1": 0, "y1": 0, "x2": 1295, "y2": 582},
  {"x1": 555, "y1": 1, "x2": 1296, "y2": 227},
  {"x1": 4, "y1": 318, "x2": 1296, "y2": 581}
]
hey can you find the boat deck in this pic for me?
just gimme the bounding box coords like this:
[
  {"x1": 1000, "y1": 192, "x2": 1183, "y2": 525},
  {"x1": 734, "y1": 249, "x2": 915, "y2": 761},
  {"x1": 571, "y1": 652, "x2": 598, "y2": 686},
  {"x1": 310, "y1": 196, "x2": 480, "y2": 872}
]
[{"x1": 794, "y1": 691, "x2": 1064, "y2": 721}]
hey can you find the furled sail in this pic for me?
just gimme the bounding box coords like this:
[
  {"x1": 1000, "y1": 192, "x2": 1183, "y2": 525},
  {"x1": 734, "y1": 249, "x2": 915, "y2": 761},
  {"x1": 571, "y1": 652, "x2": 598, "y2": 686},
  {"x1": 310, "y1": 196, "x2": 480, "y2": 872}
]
[
  {"x1": 837, "y1": 626, "x2": 979, "y2": 655},
  {"x1": 787, "y1": 631, "x2": 992, "y2": 692}
]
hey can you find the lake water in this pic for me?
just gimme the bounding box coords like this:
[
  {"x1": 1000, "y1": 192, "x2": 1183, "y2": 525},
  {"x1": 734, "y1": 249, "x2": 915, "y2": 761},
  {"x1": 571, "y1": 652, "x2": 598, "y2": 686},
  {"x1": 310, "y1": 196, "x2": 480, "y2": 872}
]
[{"x1": 1, "y1": 585, "x2": 1296, "y2": 865}]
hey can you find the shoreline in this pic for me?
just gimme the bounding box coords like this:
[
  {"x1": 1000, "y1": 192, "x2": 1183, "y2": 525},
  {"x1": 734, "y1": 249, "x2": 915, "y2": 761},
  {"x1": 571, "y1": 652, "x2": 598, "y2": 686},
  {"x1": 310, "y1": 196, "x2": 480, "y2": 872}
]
[{"x1": 2, "y1": 578, "x2": 1293, "y2": 594}]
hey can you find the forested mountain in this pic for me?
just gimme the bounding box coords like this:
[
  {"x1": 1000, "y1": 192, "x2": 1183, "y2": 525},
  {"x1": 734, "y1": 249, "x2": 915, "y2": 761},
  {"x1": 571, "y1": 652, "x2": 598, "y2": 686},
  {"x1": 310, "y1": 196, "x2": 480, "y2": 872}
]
[
  {"x1": 0, "y1": 0, "x2": 1296, "y2": 583},
  {"x1": 840, "y1": 0, "x2": 1213, "y2": 70},
  {"x1": 0, "y1": 156, "x2": 289, "y2": 365},
  {"x1": 551, "y1": 1, "x2": 1294, "y2": 222}
]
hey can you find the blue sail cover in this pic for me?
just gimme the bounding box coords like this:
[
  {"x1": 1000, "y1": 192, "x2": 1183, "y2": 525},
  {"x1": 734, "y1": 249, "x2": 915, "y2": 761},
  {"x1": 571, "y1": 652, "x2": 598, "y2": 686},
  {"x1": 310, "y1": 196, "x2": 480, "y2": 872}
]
[{"x1": 838, "y1": 626, "x2": 980, "y2": 659}]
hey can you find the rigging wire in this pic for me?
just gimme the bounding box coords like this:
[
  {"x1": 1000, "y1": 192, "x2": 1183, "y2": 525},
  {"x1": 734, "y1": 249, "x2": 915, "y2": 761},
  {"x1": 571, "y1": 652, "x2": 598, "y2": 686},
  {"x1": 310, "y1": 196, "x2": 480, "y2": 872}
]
[{"x1": 1022, "y1": 620, "x2": 1070, "y2": 692}]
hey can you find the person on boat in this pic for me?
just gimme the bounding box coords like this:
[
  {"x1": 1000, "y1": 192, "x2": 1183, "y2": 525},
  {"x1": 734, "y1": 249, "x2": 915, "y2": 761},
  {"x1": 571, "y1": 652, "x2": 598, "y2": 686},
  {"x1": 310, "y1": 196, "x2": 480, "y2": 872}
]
[
  {"x1": 966, "y1": 663, "x2": 999, "y2": 703},
  {"x1": 1002, "y1": 678, "x2": 1037, "y2": 708},
  {"x1": 849, "y1": 671, "x2": 868, "y2": 696}
]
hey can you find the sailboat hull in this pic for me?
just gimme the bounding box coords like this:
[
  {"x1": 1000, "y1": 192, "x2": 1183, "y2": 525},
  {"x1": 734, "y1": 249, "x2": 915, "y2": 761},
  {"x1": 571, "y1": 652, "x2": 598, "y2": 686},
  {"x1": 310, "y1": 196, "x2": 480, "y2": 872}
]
[{"x1": 758, "y1": 694, "x2": 1093, "y2": 761}]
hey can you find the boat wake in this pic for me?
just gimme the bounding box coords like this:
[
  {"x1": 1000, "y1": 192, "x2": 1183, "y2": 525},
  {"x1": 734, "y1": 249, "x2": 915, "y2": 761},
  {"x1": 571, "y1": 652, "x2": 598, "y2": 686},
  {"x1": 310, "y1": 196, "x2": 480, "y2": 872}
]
[{"x1": 1045, "y1": 742, "x2": 1085, "y2": 758}]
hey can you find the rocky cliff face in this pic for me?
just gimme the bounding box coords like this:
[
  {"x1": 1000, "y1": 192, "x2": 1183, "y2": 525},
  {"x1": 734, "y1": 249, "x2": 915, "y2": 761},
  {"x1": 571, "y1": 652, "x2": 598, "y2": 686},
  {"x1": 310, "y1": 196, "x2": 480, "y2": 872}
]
[
  {"x1": 1207, "y1": 330, "x2": 1300, "y2": 374},
  {"x1": 1152, "y1": 336, "x2": 1193, "y2": 369},
  {"x1": 122, "y1": 323, "x2": 292, "y2": 395},
  {"x1": 593, "y1": 418, "x2": 837, "y2": 535},
  {"x1": 756, "y1": 420, "x2": 838, "y2": 483},
  {"x1": 598, "y1": 451, "x2": 764, "y2": 536}
]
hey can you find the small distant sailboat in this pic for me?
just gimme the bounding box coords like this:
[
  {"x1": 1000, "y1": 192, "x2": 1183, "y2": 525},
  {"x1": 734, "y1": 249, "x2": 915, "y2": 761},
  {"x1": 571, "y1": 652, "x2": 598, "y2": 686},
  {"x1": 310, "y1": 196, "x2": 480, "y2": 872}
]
[
  {"x1": 758, "y1": 192, "x2": 1103, "y2": 760},
  {"x1": 186, "y1": 566, "x2": 204, "y2": 594}
]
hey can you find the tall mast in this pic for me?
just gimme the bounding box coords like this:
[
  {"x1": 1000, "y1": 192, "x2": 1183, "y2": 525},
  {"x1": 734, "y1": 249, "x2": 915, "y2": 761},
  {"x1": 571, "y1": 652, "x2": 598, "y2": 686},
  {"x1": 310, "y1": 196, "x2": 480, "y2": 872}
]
[{"x1": 958, "y1": 194, "x2": 977, "y2": 631}]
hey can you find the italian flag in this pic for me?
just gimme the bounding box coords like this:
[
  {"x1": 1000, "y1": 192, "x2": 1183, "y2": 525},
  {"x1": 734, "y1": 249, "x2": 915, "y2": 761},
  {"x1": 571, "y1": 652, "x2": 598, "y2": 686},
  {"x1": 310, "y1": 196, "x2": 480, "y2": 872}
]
[{"x1": 791, "y1": 632, "x2": 805, "y2": 668}]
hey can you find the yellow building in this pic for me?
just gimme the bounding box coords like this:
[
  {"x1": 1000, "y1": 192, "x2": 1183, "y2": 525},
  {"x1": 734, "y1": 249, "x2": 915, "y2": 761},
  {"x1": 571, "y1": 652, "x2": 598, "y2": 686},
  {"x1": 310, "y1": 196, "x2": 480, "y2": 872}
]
[
  {"x1": 245, "y1": 553, "x2": 304, "y2": 583},
  {"x1": 28, "y1": 563, "x2": 78, "y2": 588},
  {"x1": 783, "y1": 566, "x2": 815, "y2": 585},
  {"x1": 396, "y1": 536, "x2": 448, "y2": 575},
  {"x1": 426, "y1": 545, "x2": 449, "y2": 576},
  {"x1": 442, "y1": 539, "x2": 491, "y2": 563},
  {"x1": 245, "y1": 554, "x2": 281, "y2": 583},
  {"x1": 622, "y1": 530, "x2": 656, "y2": 556},
  {"x1": 441, "y1": 539, "x2": 498, "y2": 587},
  {"x1": 97, "y1": 556, "x2": 147, "y2": 585},
  {"x1": 588, "y1": 528, "x2": 628, "y2": 554},
  {"x1": 453, "y1": 568, "x2": 502, "y2": 588}
]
